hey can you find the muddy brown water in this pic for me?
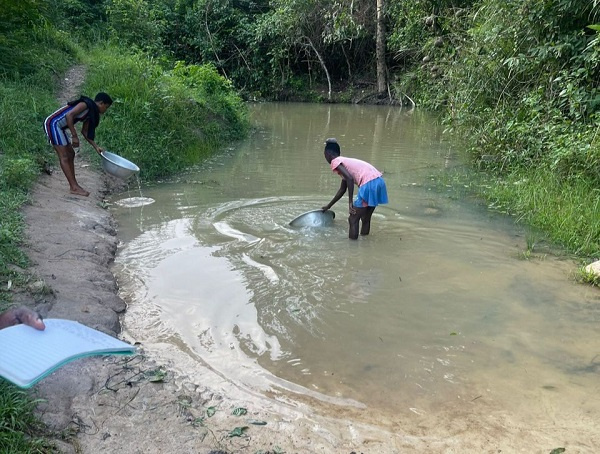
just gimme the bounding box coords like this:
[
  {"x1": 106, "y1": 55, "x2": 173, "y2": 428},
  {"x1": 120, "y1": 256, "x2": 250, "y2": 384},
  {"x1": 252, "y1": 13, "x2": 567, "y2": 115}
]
[{"x1": 111, "y1": 103, "x2": 600, "y2": 433}]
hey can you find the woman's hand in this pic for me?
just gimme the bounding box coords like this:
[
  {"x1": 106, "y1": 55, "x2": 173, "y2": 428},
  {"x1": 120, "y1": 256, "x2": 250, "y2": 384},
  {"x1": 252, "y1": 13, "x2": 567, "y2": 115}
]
[
  {"x1": 349, "y1": 203, "x2": 357, "y2": 215},
  {"x1": 0, "y1": 307, "x2": 45, "y2": 331}
]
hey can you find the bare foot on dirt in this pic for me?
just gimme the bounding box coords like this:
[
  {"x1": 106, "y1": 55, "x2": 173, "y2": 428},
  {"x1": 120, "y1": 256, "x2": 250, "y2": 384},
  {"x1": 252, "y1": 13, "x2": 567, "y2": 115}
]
[{"x1": 70, "y1": 187, "x2": 90, "y2": 197}]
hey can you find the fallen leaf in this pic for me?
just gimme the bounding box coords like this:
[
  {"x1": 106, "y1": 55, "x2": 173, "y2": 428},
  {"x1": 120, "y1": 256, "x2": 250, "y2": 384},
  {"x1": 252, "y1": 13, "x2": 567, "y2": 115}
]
[{"x1": 228, "y1": 426, "x2": 249, "y2": 437}]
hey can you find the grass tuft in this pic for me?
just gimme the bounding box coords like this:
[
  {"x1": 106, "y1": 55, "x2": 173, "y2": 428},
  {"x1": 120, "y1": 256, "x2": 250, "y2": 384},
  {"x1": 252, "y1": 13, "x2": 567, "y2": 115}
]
[{"x1": 0, "y1": 380, "x2": 53, "y2": 453}]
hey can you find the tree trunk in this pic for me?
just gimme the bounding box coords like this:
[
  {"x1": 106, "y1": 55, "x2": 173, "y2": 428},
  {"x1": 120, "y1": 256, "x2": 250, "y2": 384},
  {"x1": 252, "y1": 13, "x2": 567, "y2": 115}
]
[
  {"x1": 376, "y1": 0, "x2": 387, "y2": 96},
  {"x1": 305, "y1": 36, "x2": 332, "y2": 101}
]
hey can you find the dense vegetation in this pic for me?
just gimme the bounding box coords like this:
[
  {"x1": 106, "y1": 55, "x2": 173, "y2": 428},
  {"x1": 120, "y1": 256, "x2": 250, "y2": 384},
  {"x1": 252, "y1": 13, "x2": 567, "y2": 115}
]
[
  {"x1": 0, "y1": 0, "x2": 598, "y2": 450},
  {"x1": 85, "y1": 0, "x2": 600, "y2": 255}
]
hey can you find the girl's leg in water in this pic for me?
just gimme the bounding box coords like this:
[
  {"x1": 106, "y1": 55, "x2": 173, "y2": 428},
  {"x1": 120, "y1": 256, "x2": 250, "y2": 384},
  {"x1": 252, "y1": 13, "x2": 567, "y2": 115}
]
[{"x1": 360, "y1": 206, "x2": 376, "y2": 235}]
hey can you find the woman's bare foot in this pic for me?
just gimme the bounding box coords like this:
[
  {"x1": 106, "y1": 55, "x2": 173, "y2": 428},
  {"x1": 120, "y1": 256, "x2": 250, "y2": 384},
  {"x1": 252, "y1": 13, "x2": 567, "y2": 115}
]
[{"x1": 70, "y1": 187, "x2": 90, "y2": 197}]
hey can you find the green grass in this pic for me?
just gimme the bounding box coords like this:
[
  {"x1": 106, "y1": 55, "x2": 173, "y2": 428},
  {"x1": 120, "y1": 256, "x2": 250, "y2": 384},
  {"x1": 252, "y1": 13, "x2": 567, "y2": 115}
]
[
  {"x1": 0, "y1": 380, "x2": 53, "y2": 453},
  {"x1": 0, "y1": 83, "x2": 58, "y2": 304},
  {"x1": 81, "y1": 46, "x2": 249, "y2": 180},
  {"x1": 480, "y1": 169, "x2": 600, "y2": 257},
  {"x1": 429, "y1": 163, "x2": 599, "y2": 267},
  {"x1": 0, "y1": 82, "x2": 62, "y2": 454},
  {"x1": 575, "y1": 265, "x2": 600, "y2": 286}
]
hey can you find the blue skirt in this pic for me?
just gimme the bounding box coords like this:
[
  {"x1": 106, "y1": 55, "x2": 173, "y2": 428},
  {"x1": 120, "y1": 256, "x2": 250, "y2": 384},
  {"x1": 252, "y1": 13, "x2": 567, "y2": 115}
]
[{"x1": 354, "y1": 176, "x2": 389, "y2": 207}]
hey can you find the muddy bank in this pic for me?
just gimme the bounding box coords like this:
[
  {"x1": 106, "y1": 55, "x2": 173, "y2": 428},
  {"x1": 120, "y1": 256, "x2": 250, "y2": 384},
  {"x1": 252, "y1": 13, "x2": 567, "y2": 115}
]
[{"x1": 20, "y1": 152, "x2": 123, "y2": 431}]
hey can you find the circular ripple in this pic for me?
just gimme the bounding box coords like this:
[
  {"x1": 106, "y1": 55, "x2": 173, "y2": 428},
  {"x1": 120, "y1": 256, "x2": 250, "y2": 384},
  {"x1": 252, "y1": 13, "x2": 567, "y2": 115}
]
[{"x1": 114, "y1": 197, "x2": 155, "y2": 208}]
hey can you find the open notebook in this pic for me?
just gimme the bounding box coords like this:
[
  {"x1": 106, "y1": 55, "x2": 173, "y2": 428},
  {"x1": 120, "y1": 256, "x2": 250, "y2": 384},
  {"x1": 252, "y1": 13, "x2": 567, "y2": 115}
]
[{"x1": 0, "y1": 319, "x2": 135, "y2": 388}]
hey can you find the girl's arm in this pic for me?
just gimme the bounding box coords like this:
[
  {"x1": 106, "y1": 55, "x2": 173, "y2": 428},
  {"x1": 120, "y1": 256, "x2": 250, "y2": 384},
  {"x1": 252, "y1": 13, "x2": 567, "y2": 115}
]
[
  {"x1": 81, "y1": 121, "x2": 104, "y2": 154},
  {"x1": 323, "y1": 178, "x2": 348, "y2": 211},
  {"x1": 332, "y1": 164, "x2": 356, "y2": 213},
  {"x1": 65, "y1": 101, "x2": 88, "y2": 149}
]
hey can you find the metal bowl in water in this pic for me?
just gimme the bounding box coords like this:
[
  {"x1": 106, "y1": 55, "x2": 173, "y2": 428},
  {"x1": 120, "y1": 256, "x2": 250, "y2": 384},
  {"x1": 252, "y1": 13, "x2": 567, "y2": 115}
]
[
  {"x1": 100, "y1": 151, "x2": 140, "y2": 179},
  {"x1": 289, "y1": 209, "x2": 336, "y2": 228}
]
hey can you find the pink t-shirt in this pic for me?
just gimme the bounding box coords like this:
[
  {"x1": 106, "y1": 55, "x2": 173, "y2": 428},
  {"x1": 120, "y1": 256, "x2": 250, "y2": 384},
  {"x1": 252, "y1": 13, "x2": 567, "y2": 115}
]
[{"x1": 330, "y1": 157, "x2": 382, "y2": 186}]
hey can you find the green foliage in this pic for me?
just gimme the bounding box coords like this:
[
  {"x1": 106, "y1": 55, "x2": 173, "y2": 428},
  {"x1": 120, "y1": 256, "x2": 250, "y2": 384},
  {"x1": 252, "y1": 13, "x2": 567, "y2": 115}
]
[
  {"x1": 0, "y1": 83, "x2": 57, "y2": 296},
  {"x1": 386, "y1": 0, "x2": 600, "y2": 260},
  {"x1": 171, "y1": 61, "x2": 248, "y2": 127},
  {"x1": 0, "y1": 158, "x2": 38, "y2": 191},
  {"x1": 48, "y1": 0, "x2": 108, "y2": 39},
  {"x1": 0, "y1": 188, "x2": 30, "y2": 278},
  {"x1": 479, "y1": 169, "x2": 600, "y2": 256},
  {"x1": 387, "y1": 0, "x2": 432, "y2": 55},
  {"x1": 0, "y1": 0, "x2": 77, "y2": 82},
  {"x1": 164, "y1": 0, "x2": 379, "y2": 98},
  {"x1": 83, "y1": 46, "x2": 248, "y2": 179},
  {"x1": 232, "y1": 406, "x2": 247, "y2": 416},
  {"x1": 388, "y1": 1, "x2": 473, "y2": 108},
  {"x1": 228, "y1": 425, "x2": 249, "y2": 437},
  {"x1": 575, "y1": 265, "x2": 600, "y2": 287},
  {"x1": 105, "y1": 0, "x2": 167, "y2": 54},
  {"x1": 0, "y1": 82, "x2": 56, "y2": 183},
  {"x1": 0, "y1": 380, "x2": 51, "y2": 453},
  {"x1": 165, "y1": 0, "x2": 278, "y2": 97}
]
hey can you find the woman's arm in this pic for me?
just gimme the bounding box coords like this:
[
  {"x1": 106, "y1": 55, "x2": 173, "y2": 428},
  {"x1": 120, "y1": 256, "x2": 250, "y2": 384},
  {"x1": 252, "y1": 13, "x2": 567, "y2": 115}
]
[
  {"x1": 64, "y1": 101, "x2": 88, "y2": 149},
  {"x1": 323, "y1": 178, "x2": 348, "y2": 211},
  {"x1": 332, "y1": 164, "x2": 356, "y2": 213},
  {"x1": 81, "y1": 121, "x2": 103, "y2": 154}
]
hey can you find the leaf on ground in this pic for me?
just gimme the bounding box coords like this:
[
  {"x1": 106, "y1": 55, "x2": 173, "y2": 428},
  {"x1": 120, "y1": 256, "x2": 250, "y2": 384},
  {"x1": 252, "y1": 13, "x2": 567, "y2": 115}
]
[
  {"x1": 206, "y1": 406, "x2": 217, "y2": 417},
  {"x1": 232, "y1": 407, "x2": 247, "y2": 416},
  {"x1": 145, "y1": 368, "x2": 166, "y2": 382},
  {"x1": 192, "y1": 417, "x2": 205, "y2": 427},
  {"x1": 228, "y1": 426, "x2": 249, "y2": 437},
  {"x1": 248, "y1": 419, "x2": 267, "y2": 425},
  {"x1": 549, "y1": 449, "x2": 566, "y2": 454}
]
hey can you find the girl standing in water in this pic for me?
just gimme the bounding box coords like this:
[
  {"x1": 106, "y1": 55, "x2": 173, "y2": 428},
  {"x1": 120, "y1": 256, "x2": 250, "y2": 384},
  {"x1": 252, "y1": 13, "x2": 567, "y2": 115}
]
[{"x1": 321, "y1": 138, "x2": 388, "y2": 239}]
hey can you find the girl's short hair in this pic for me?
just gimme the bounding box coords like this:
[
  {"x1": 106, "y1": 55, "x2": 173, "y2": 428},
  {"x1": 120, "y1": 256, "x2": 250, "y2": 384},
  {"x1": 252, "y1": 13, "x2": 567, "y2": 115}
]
[
  {"x1": 95, "y1": 92, "x2": 113, "y2": 105},
  {"x1": 324, "y1": 138, "x2": 340, "y2": 156}
]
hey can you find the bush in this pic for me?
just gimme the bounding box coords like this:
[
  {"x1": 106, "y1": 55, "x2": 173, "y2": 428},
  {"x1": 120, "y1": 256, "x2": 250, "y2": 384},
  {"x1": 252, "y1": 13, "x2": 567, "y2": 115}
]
[
  {"x1": 82, "y1": 46, "x2": 248, "y2": 180},
  {"x1": 0, "y1": 157, "x2": 38, "y2": 191}
]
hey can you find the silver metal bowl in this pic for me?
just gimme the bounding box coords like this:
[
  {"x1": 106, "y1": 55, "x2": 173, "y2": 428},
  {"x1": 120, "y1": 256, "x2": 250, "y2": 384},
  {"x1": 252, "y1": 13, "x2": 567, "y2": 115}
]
[
  {"x1": 289, "y1": 209, "x2": 336, "y2": 227},
  {"x1": 100, "y1": 151, "x2": 140, "y2": 179}
]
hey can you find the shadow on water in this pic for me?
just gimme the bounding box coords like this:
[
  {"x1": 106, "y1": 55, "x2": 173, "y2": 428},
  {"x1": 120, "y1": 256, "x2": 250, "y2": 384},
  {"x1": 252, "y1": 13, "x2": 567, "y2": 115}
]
[{"x1": 111, "y1": 103, "x2": 600, "y2": 430}]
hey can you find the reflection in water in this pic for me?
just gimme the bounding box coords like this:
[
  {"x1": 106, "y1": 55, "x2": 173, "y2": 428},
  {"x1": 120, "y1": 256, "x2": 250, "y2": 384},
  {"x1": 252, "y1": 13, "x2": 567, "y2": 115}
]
[{"x1": 112, "y1": 103, "x2": 600, "y2": 430}]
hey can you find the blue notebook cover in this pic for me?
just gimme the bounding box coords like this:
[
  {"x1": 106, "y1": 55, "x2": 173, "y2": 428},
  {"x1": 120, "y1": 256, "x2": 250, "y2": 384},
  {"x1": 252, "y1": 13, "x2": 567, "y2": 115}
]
[{"x1": 0, "y1": 319, "x2": 135, "y2": 388}]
